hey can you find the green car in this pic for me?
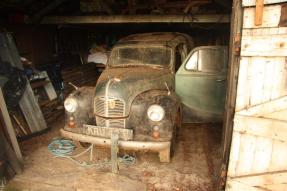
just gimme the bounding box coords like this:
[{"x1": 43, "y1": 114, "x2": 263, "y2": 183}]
[{"x1": 61, "y1": 32, "x2": 228, "y2": 162}]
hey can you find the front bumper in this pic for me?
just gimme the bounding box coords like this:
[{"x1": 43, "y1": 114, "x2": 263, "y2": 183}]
[{"x1": 60, "y1": 128, "x2": 171, "y2": 152}]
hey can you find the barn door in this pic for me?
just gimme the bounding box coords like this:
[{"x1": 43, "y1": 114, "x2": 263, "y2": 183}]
[{"x1": 226, "y1": 0, "x2": 287, "y2": 190}]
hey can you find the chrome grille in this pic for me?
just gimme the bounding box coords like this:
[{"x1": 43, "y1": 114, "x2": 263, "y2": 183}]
[
  {"x1": 94, "y1": 96, "x2": 126, "y2": 128},
  {"x1": 96, "y1": 117, "x2": 126, "y2": 129}
]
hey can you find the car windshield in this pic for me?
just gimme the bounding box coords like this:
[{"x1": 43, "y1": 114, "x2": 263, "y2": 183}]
[{"x1": 108, "y1": 46, "x2": 172, "y2": 68}]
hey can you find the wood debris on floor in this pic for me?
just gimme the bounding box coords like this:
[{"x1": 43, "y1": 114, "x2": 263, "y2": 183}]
[{"x1": 6, "y1": 118, "x2": 222, "y2": 191}]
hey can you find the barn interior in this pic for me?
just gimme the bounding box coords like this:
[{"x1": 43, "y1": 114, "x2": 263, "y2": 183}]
[{"x1": 0, "y1": 0, "x2": 234, "y2": 190}]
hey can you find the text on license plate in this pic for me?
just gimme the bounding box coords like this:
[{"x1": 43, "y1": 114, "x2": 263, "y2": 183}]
[{"x1": 83, "y1": 124, "x2": 133, "y2": 141}]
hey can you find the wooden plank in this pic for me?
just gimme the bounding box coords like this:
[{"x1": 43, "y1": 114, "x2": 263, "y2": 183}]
[
  {"x1": 249, "y1": 59, "x2": 265, "y2": 106},
  {"x1": 19, "y1": 82, "x2": 47, "y2": 133},
  {"x1": 0, "y1": 88, "x2": 22, "y2": 161},
  {"x1": 265, "y1": 183, "x2": 287, "y2": 191},
  {"x1": 270, "y1": 140, "x2": 287, "y2": 171},
  {"x1": 226, "y1": 179, "x2": 264, "y2": 191},
  {"x1": 237, "y1": 96, "x2": 287, "y2": 117},
  {"x1": 265, "y1": 109, "x2": 287, "y2": 121},
  {"x1": 235, "y1": 134, "x2": 257, "y2": 176},
  {"x1": 235, "y1": 57, "x2": 287, "y2": 111},
  {"x1": 243, "y1": 4, "x2": 281, "y2": 28},
  {"x1": 42, "y1": 72, "x2": 57, "y2": 101},
  {"x1": 251, "y1": 137, "x2": 273, "y2": 173},
  {"x1": 230, "y1": 171, "x2": 287, "y2": 187},
  {"x1": 255, "y1": 0, "x2": 264, "y2": 26},
  {"x1": 0, "y1": 130, "x2": 23, "y2": 174},
  {"x1": 227, "y1": 132, "x2": 242, "y2": 177},
  {"x1": 234, "y1": 114, "x2": 287, "y2": 142},
  {"x1": 41, "y1": 14, "x2": 230, "y2": 24},
  {"x1": 111, "y1": 132, "x2": 119, "y2": 174},
  {"x1": 241, "y1": 32, "x2": 287, "y2": 56},
  {"x1": 243, "y1": 0, "x2": 287, "y2": 7},
  {"x1": 235, "y1": 57, "x2": 249, "y2": 111}
]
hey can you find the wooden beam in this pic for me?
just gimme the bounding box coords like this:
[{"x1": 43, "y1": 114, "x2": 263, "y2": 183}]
[
  {"x1": 218, "y1": 0, "x2": 243, "y2": 189},
  {"x1": 0, "y1": 130, "x2": 23, "y2": 174},
  {"x1": 31, "y1": 0, "x2": 69, "y2": 22},
  {"x1": 111, "y1": 132, "x2": 119, "y2": 174},
  {"x1": 237, "y1": 96, "x2": 287, "y2": 117},
  {"x1": 0, "y1": 88, "x2": 22, "y2": 161},
  {"x1": 41, "y1": 14, "x2": 230, "y2": 24},
  {"x1": 234, "y1": 114, "x2": 287, "y2": 142}
]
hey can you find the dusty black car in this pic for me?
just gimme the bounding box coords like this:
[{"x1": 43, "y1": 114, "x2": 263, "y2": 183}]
[{"x1": 61, "y1": 33, "x2": 194, "y2": 162}]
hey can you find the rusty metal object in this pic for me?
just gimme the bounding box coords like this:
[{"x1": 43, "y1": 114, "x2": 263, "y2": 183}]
[{"x1": 60, "y1": 128, "x2": 170, "y2": 152}]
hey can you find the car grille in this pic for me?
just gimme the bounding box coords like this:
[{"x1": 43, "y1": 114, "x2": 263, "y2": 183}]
[{"x1": 94, "y1": 96, "x2": 126, "y2": 128}]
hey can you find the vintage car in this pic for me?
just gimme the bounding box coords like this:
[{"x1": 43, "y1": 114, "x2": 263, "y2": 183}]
[{"x1": 60, "y1": 32, "x2": 228, "y2": 162}]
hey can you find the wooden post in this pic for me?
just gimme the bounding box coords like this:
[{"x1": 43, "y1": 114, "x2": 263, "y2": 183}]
[
  {"x1": 0, "y1": 131, "x2": 23, "y2": 174},
  {"x1": 255, "y1": 0, "x2": 264, "y2": 26},
  {"x1": 0, "y1": 88, "x2": 23, "y2": 161},
  {"x1": 217, "y1": 0, "x2": 243, "y2": 189},
  {"x1": 111, "y1": 132, "x2": 119, "y2": 174}
]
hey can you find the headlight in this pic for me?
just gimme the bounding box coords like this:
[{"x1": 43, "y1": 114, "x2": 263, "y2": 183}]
[
  {"x1": 147, "y1": 105, "x2": 165, "y2": 122},
  {"x1": 64, "y1": 97, "x2": 78, "y2": 113}
]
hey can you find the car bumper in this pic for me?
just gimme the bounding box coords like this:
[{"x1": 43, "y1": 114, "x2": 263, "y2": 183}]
[{"x1": 60, "y1": 128, "x2": 171, "y2": 152}]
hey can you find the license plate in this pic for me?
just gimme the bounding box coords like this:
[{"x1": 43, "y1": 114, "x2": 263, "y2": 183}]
[{"x1": 83, "y1": 124, "x2": 133, "y2": 141}]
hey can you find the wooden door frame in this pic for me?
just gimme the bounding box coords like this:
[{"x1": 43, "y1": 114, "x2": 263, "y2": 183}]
[{"x1": 216, "y1": 0, "x2": 244, "y2": 189}]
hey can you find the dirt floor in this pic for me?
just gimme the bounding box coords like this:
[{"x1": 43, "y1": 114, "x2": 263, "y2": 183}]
[{"x1": 5, "y1": 118, "x2": 222, "y2": 191}]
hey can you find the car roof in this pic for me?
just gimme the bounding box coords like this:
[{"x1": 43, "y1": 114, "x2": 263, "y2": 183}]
[{"x1": 116, "y1": 32, "x2": 193, "y2": 48}]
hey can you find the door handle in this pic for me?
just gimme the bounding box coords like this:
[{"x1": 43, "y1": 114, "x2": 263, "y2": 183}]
[{"x1": 216, "y1": 79, "x2": 226, "y2": 82}]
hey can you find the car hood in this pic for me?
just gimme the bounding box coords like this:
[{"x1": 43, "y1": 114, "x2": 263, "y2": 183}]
[{"x1": 94, "y1": 66, "x2": 174, "y2": 117}]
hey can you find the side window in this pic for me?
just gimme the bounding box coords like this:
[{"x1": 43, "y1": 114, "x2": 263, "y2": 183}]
[
  {"x1": 185, "y1": 48, "x2": 226, "y2": 73},
  {"x1": 186, "y1": 51, "x2": 198, "y2": 70}
]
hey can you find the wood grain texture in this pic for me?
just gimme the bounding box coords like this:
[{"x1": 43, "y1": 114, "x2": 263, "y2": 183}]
[
  {"x1": 243, "y1": 5, "x2": 281, "y2": 28},
  {"x1": 19, "y1": 82, "x2": 48, "y2": 133},
  {"x1": 234, "y1": 114, "x2": 287, "y2": 142},
  {"x1": 227, "y1": 1, "x2": 287, "y2": 190},
  {"x1": 241, "y1": 32, "x2": 287, "y2": 56},
  {"x1": 237, "y1": 96, "x2": 287, "y2": 117},
  {"x1": 235, "y1": 57, "x2": 287, "y2": 111}
]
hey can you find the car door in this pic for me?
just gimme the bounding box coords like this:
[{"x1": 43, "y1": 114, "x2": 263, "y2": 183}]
[{"x1": 175, "y1": 46, "x2": 228, "y2": 121}]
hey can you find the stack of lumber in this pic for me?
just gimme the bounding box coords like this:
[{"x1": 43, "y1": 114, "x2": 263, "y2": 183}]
[
  {"x1": 41, "y1": 99, "x2": 64, "y2": 124},
  {"x1": 62, "y1": 63, "x2": 99, "y2": 96}
]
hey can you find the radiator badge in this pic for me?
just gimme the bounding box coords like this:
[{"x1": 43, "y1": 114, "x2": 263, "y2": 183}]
[{"x1": 108, "y1": 99, "x2": 116, "y2": 109}]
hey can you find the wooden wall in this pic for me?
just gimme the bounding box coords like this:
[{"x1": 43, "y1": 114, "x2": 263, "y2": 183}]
[
  {"x1": 5, "y1": 25, "x2": 56, "y2": 67},
  {"x1": 226, "y1": 1, "x2": 287, "y2": 190}
]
